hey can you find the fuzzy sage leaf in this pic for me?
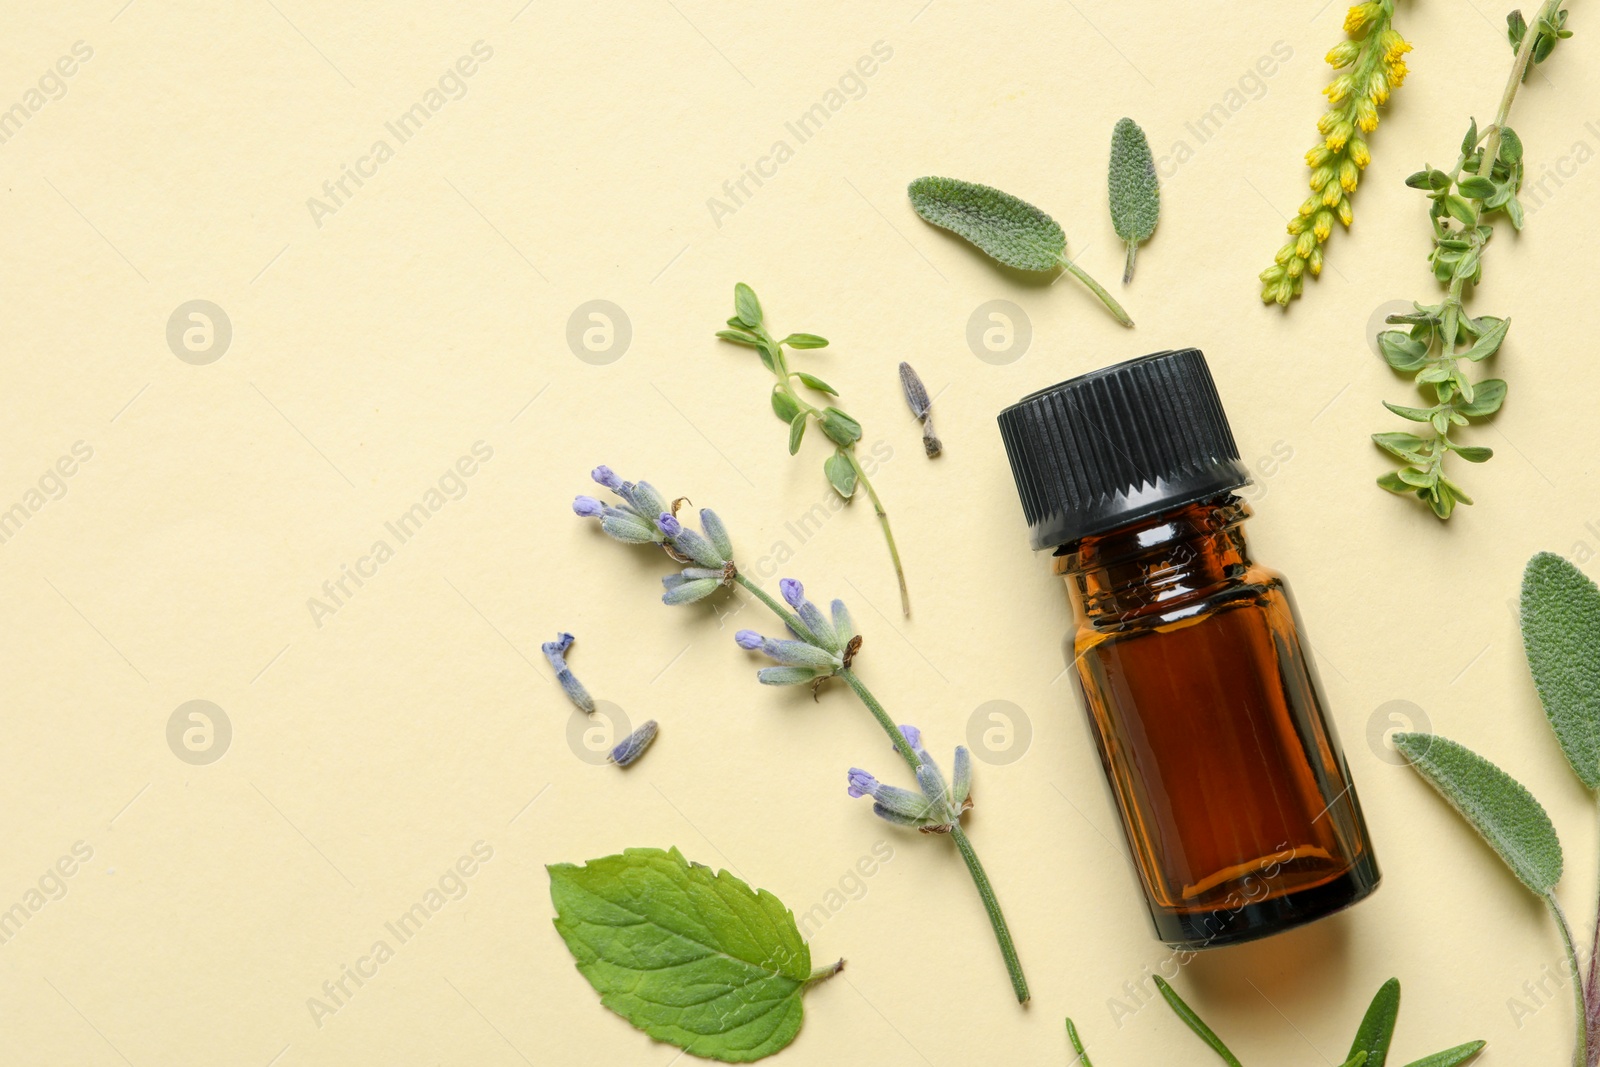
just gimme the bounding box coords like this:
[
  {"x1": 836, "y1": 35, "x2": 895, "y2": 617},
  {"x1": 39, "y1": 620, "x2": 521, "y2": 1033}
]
[
  {"x1": 1108, "y1": 117, "x2": 1159, "y2": 283},
  {"x1": 1392, "y1": 732, "x2": 1563, "y2": 894},
  {"x1": 906, "y1": 176, "x2": 1133, "y2": 327},
  {"x1": 1521, "y1": 551, "x2": 1600, "y2": 789},
  {"x1": 548, "y1": 846, "x2": 839, "y2": 1063}
]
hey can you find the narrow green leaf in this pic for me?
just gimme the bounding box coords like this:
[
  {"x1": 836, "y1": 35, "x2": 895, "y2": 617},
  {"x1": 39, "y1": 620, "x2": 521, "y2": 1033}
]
[
  {"x1": 906, "y1": 176, "x2": 1066, "y2": 272},
  {"x1": 1458, "y1": 316, "x2": 1509, "y2": 362},
  {"x1": 1456, "y1": 379, "x2": 1506, "y2": 417},
  {"x1": 548, "y1": 846, "x2": 829, "y2": 1063},
  {"x1": 1443, "y1": 195, "x2": 1476, "y2": 226},
  {"x1": 1373, "y1": 432, "x2": 1428, "y2": 463},
  {"x1": 794, "y1": 371, "x2": 838, "y2": 396},
  {"x1": 823, "y1": 452, "x2": 857, "y2": 499},
  {"x1": 1398, "y1": 1041, "x2": 1486, "y2": 1067},
  {"x1": 1109, "y1": 117, "x2": 1160, "y2": 282},
  {"x1": 717, "y1": 328, "x2": 762, "y2": 347},
  {"x1": 787, "y1": 411, "x2": 807, "y2": 455},
  {"x1": 1457, "y1": 176, "x2": 1497, "y2": 200},
  {"x1": 1451, "y1": 444, "x2": 1493, "y2": 462},
  {"x1": 1154, "y1": 977, "x2": 1243, "y2": 1067},
  {"x1": 1520, "y1": 552, "x2": 1600, "y2": 789},
  {"x1": 1384, "y1": 401, "x2": 1435, "y2": 423},
  {"x1": 1066, "y1": 1018, "x2": 1095, "y2": 1067},
  {"x1": 734, "y1": 283, "x2": 763, "y2": 329},
  {"x1": 782, "y1": 333, "x2": 829, "y2": 349},
  {"x1": 1506, "y1": 196, "x2": 1526, "y2": 230},
  {"x1": 1391, "y1": 733, "x2": 1563, "y2": 894},
  {"x1": 770, "y1": 389, "x2": 800, "y2": 424},
  {"x1": 1347, "y1": 978, "x2": 1400, "y2": 1067}
]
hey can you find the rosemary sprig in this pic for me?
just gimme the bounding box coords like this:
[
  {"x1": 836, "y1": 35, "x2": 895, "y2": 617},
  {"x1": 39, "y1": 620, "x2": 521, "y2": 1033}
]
[
  {"x1": 1260, "y1": 1, "x2": 1412, "y2": 305},
  {"x1": 717, "y1": 284, "x2": 911, "y2": 615},
  {"x1": 1372, "y1": 1, "x2": 1573, "y2": 518}
]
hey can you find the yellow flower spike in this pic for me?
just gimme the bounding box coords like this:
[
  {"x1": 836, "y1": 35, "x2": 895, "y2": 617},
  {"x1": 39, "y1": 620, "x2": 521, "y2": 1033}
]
[
  {"x1": 1306, "y1": 145, "x2": 1333, "y2": 167},
  {"x1": 1388, "y1": 58, "x2": 1409, "y2": 87},
  {"x1": 1299, "y1": 196, "x2": 1319, "y2": 217},
  {"x1": 1313, "y1": 211, "x2": 1333, "y2": 241},
  {"x1": 1296, "y1": 231, "x2": 1315, "y2": 258},
  {"x1": 1349, "y1": 137, "x2": 1371, "y2": 168},
  {"x1": 1324, "y1": 75, "x2": 1354, "y2": 104},
  {"x1": 1310, "y1": 164, "x2": 1336, "y2": 190},
  {"x1": 1287, "y1": 255, "x2": 1306, "y2": 278},
  {"x1": 1322, "y1": 183, "x2": 1343, "y2": 207},
  {"x1": 1308, "y1": 247, "x2": 1324, "y2": 276},
  {"x1": 1356, "y1": 98, "x2": 1379, "y2": 132},
  {"x1": 1317, "y1": 110, "x2": 1341, "y2": 136},
  {"x1": 1275, "y1": 244, "x2": 1294, "y2": 266},
  {"x1": 1337, "y1": 197, "x2": 1354, "y2": 226},
  {"x1": 1369, "y1": 70, "x2": 1391, "y2": 104},
  {"x1": 1340, "y1": 160, "x2": 1360, "y2": 191}
]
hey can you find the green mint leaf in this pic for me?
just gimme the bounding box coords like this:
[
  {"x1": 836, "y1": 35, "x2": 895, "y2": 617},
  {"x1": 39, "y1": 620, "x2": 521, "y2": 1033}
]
[
  {"x1": 770, "y1": 389, "x2": 800, "y2": 424},
  {"x1": 1373, "y1": 432, "x2": 1429, "y2": 462},
  {"x1": 1520, "y1": 552, "x2": 1600, "y2": 789},
  {"x1": 1154, "y1": 977, "x2": 1244, "y2": 1067},
  {"x1": 788, "y1": 411, "x2": 807, "y2": 455},
  {"x1": 733, "y1": 283, "x2": 763, "y2": 329},
  {"x1": 794, "y1": 371, "x2": 837, "y2": 396},
  {"x1": 906, "y1": 176, "x2": 1066, "y2": 272},
  {"x1": 548, "y1": 847, "x2": 829, "y2": 1063},
  {"x1": 1347, "y1": 978, "x2": 1400, "y2": 1067},
  {"x1": 1376, "y1": 470, "x2": 1415, "y2": 494},
  {"x1": 1108, "y1": 117, "x2": 1160, "y2": 283},
  {"x1": 1397, "y1": 467, "x2": 1433, "y2": 488},
  {"x1": 1455, "y1": 378, "x2": 1506, "y2": 417},
  {"x1": 1398, "y1": 1042, "x2": 1487, "y2": 1067},
  {"x1": 782, "y1": 333, "x2": 828, "y2": 349},
  {"x1": 1457, "y1": 175, "x2": 1497, "y2": 200},
  {"x1": 1451, "y1": 444, "x2": 1493, "y2": 462},
  {"x1": 717, "y1": 328, "x2": 762, "y2": 347},
  {"x1": 1459, "y1": 316, "x2": 1509, "y2": 362},
  {"x1": 1391, "y1": 733, "x2": 1563, "y2": 894},
  {"x1": 823, "y1": 452, "x2": 857, "y2": 499},
  {"x1": 818, "y1": 407, "x2": 862, "y2": 447}
]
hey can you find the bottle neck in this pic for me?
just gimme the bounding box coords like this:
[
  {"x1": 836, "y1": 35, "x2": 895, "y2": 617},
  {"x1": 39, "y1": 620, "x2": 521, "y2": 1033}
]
[{"x1": 1052, "y1": 496, "x2": 1252, "y2": 623}]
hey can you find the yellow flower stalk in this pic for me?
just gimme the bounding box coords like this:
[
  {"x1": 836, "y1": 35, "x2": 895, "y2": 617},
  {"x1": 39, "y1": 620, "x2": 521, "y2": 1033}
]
[{"x1": 1261, "y1": 0, "x2": 1411, "y2": 305}]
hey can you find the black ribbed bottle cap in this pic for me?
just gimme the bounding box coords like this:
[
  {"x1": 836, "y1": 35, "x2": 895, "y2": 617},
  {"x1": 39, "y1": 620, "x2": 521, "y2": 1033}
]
[{"x1": 997, "y1": 349, "x2": 1249, "y2": 551}]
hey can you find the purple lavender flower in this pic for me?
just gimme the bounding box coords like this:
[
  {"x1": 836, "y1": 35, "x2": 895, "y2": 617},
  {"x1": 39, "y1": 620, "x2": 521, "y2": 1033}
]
[
  {"x1": 846, "y1": 725, "x2": 973, "y2": 831},
  {"x1": 657, "y1": 512, "x2": 725, "y2": 569},
  {"x1": 733, "y1": 622, "x2": 843, "y2": 685},
  {"x1": 572, "y1": 495, "x2": 604, "y2": 518},
  {"x1": 609, "y1": 720, "x2": 659, "y2": 767},
  {"x1": 735, "y1": 630, "x2": 764, "y2": 650},
  {"x1": 847, "y1": 768, "x2": 879, "y2": 798},
  {"x1": 591, "y1": 466, "x2": 623, "y2": 491},
  {"x1": 542, "y1": 632, "x2": 596, "y2": 714},
  {"x1": 777, "y1": 578, "x2": 838, "y2": 651}
]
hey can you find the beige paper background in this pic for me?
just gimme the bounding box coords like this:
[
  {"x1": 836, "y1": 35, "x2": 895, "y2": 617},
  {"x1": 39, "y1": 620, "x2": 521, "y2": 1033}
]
[{"x1": 1, "y1": 1, "x2": 1596, "y2": 1063}]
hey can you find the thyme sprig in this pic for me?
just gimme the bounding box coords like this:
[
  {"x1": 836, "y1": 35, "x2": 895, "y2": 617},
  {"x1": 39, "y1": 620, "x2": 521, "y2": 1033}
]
[
  {"x1": 717, "y1": 283, "x2": 911, "y2": 615},
  {"x1": 1372, "y1": 1, "x2": 1573, "y2": 518}
]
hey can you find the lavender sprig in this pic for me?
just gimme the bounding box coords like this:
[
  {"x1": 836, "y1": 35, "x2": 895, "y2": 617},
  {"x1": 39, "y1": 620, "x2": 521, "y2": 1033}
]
[
  {"x1": 541, "y1": 632, "x2": 595, "y2": 714},
  {"x1": 716, "y1": 283, "x2": 911, "y2": 616},
  {"x1": 573, "y1": 466, "x2": 1028, "y2": 1003}
]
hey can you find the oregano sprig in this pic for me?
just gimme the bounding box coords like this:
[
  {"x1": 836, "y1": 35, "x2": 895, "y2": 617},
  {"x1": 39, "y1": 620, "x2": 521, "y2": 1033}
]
[
  {"x1": 1372, "y1": 1, "x2": 1573, "y2": 518},
  {"x1": 717, "y1": 284, "x2": 911, "y2": 616}
]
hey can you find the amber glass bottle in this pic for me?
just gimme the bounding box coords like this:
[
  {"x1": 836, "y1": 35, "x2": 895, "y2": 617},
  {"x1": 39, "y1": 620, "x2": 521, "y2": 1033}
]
[{"x1": 998, "y1": 349, "x2": 1379, "y2": 948}]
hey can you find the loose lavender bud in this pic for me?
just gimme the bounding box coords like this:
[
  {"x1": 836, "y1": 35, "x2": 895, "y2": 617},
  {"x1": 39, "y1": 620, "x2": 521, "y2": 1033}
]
[
  {"x1": 626, "y1": 480, "x2": 668, "y2": 519},
  {"x1": 847, "y1": 768, "x2": 879, "y2": 798},
  {"x1": 658, "y1": 512, "x2": 684, "y2": 538},
  {"x1": 599, "y1": 510, "x2": 660, "y2": 544},
  {"x1": 778, "y1": 577, "x2": 836, "y2": 650},
  {"x1": 898, "y1": 361, "x2": 942, "y2": 458},
  {"x1": 591, "y1": 465, "x2": 623, "y2": 490},
  {"x1": 780, "y1": 578, "x2": 806, "y2": 609},
  {"x1": 541, "y1": 632, "x2": 596, "y2": 714},
  {"x1": 573, "y1": 495, "x2": 604, "y2": 518},
  {"x1": 899, "y1": 724, "x2": 925, "y2": 757},
  {"x1": 755, "y1": 638, "x2": 840, "y2": 670},
  {"x1": 661, "y1": 576, "x2": 720, "y2": 605},
  {"x1": 951, "y1": 746, "x2": 973, "y2": 808},
  {"x1": 735, "y1": 630, "x2": 764, "y2": 650},
  {"x1": 831, "y1": 599, "x2": 856, "y2": 646},
  {"x1": 916, "y1": 762, "x2": 950, "y2": 809},
  {"x1": 700, "y1": 508, "x2": 734, "y2": 560},
  {"x1": 610, "y1": 720, "x2": 659, "y2": 767}
]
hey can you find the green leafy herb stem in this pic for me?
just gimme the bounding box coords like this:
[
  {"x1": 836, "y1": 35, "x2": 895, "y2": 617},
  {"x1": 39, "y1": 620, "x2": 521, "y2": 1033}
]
[
  {"x1": 717, "y1": 284, "x2": 911, "y2": 616},
  {"x1": 1372, "y1": 1, "x2": 1573, "y2": 518}
]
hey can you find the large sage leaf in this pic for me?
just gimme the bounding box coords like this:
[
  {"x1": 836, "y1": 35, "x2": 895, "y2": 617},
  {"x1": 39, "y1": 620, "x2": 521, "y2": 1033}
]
[
  {"x1": 549, "y1": 846, "x2": 830, "y2": 1063},
  {"x1": 1392, "y1": 733, "x2": 1562, "y2": 894},
  {"x1": 1108, "y1": 117, "x2": 1160, "y2": 282},
  {"x1": 906, "y1": 176, "x2": 1066, "y2": 271},
  {"x1": 1521, "y1": 551, "x2": 1600, "y2": 789}
]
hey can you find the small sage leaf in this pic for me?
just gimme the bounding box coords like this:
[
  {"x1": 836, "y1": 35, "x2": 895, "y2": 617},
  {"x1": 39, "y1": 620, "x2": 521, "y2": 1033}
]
[
  {"x1": 549, "y1": 846, "x2": 833, "y2": 1062},
  {"x1": 734, "y1": 282, "x2": 763, "y2": 329},
  {"x1": 1347, "y1": 978, "x2": 1400, "y2": 1067},
  {"x1": 787, "y1": 411, "x2": 807, "y2": 455},
  {"x1": 906, "y1": 176, "x2": 1066, "y2": 272},
  {"x1": 823, "y1": 452, "x2": 857, "y2": 500},
  {"x1": 1520, "y1": 552, "x2": 1600, "y2": 789},
  {"x1": 1392, "y1": 732, "x2": 1563, "y2": 894},
  {"x1": 1108, "y1": 117, "x2": 1160, "y2": 283}
]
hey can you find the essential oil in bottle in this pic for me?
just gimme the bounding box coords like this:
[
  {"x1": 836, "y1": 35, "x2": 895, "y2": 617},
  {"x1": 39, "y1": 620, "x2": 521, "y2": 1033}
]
[{"x1": 997, "y1": 348, "x2": 1380, "y2": 948}]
